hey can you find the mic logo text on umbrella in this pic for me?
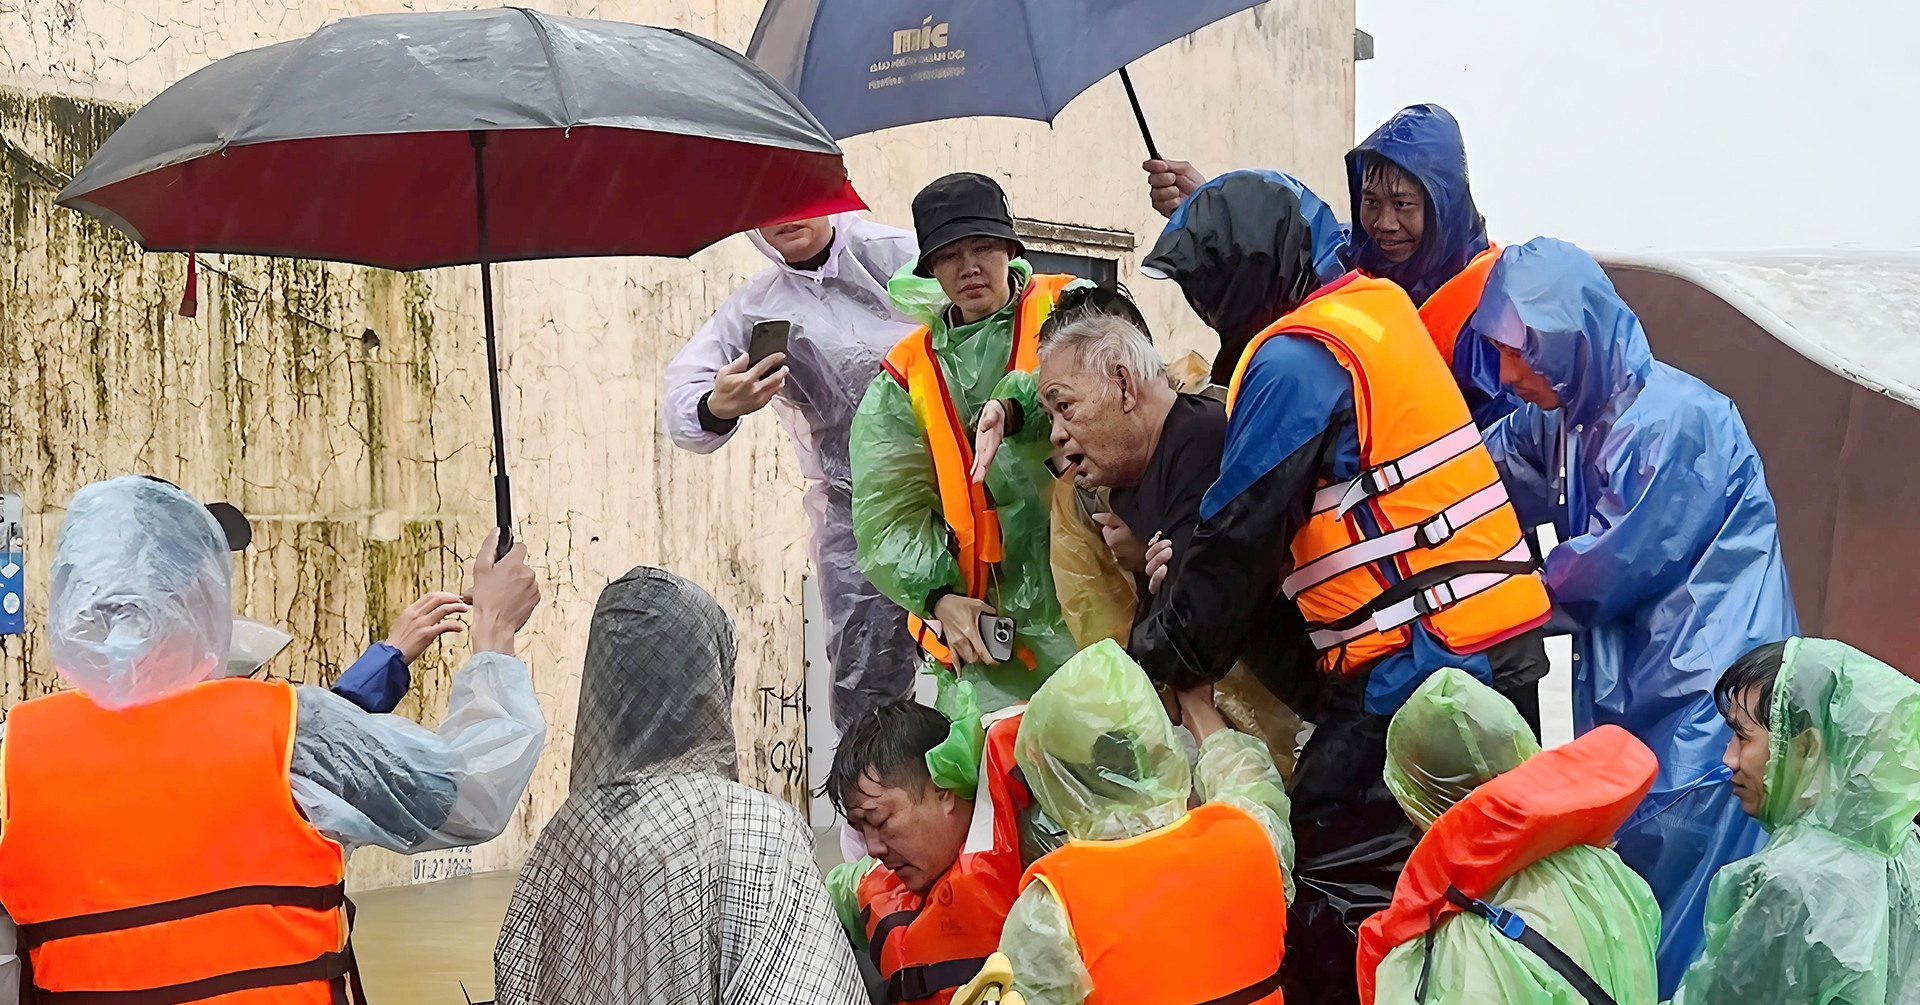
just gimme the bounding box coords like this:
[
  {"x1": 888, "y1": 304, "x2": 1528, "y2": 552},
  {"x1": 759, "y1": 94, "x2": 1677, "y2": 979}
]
[{"x1": 893, "y1": 16, "x2": 950, "y2": 55}]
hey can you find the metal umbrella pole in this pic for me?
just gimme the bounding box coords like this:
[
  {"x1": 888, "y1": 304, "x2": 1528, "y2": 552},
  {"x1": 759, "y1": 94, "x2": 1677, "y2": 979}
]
[{"x1": 470, "y1": 129, "x2": 515, "y2": 559}]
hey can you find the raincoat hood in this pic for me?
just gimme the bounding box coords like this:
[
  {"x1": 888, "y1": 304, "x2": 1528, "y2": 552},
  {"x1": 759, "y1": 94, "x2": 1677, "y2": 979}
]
[
  {"x1": 1472, "y1": 237, "x2": 1654, "y2": 429},
  {"x1": 1761, "y1": 637, "x2": 1920, "y2": 852},
  {"x1": 1384, "y1": 667, "x2": 1543, "y2": 830},
  {"x1": 1014, "y1": 639, "x2": 1189, "y2": 841},
  {"x1": 1347, "y1": 104, "x2": 1490, "y2": 304},
  {"x1": 745, "y1": 211, "x2": 863, "y2": 283},
  {"x1": 49, "y1": 476, "x2": 233, "y2": 710},
  {"x1": 569, "y1": 567, "x2": 739, "y2": 789},
  {"x1": 1140, "y1": 170, "x2": 1339, "y2": 379}
]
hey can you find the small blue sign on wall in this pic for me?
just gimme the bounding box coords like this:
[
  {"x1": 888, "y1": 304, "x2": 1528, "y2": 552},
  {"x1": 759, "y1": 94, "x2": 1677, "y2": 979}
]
[{"x1": 0, "y1": 549, "x2": 20, "y2": 637}]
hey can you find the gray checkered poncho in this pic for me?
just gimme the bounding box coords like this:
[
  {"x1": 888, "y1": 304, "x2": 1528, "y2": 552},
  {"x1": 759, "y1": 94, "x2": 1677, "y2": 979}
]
[{"x1": 493, "y1": 567, "x2": 864, "y2": 1005}]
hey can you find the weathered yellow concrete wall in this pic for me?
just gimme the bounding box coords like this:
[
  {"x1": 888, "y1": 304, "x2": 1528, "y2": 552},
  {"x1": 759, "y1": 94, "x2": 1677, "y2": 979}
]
[{"x1": 0, "y1": 0, "x2": 1352, "y2": 891}]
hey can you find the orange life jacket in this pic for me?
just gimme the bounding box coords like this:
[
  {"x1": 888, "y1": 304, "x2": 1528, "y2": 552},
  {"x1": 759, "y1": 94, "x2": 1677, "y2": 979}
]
[
  {"x1": 860, "y1": 713, "x2": 1032, "y2": 1004},
  {"x1": 1415, "y1": 245, "x2": 1501, "y2": 365},
  {"x1": 1354, "y1": 725, "x2": 1658, "y2": 1005},
  {"x1": 881, "y1": 273, "x2": 1077, "y2": 667},
  {"x1": 1224, "y1": 273, "x2": 1552, "y2": 675},
  {"x1": 1018, "y1": 802, "x2": 1287, "y2": 1005},
  {"x1": 0, "y1": 678, "x2": 358, "y2": 1004}
]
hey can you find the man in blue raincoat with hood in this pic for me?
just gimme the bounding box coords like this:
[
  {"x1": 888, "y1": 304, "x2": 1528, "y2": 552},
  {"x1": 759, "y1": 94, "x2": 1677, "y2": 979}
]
[
  {"x1": 1146, "y1": 105, "x2": 1516, "y2": 426},
  {"x1": 1473, "y1": 237, "x2": 1795, "y2": 994}
]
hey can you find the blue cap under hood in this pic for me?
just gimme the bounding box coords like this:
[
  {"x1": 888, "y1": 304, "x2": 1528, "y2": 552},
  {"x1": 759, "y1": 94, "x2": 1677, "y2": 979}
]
[{"x1": 1347, "y1": 104, "x2": 1489, "y2": 305}]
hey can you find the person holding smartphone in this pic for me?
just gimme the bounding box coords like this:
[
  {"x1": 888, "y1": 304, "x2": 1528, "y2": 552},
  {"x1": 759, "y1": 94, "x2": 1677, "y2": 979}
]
[{"x1": 663, "y1": 213, "x2": 925, "y2": 734}]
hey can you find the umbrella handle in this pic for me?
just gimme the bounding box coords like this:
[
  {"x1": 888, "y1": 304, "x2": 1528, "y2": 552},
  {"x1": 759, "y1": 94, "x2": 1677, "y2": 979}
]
[
  {"x1": 1118, "y1": 67, "x2": 1161, "y2": 161},
  {"x1": 472, "y1": 130, "x2": 516, "y2": 561}
]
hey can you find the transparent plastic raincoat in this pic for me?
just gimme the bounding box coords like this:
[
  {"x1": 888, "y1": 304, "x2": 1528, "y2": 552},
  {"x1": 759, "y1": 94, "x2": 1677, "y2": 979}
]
[
  {"x1": 997, "y1": 640, "x2": 1294, "y2": 1005},
  {"x1": 1475, "y1": 239, "x2": 1795, "y2": 992},
  {"x1": 26, "y1": 476, "x2": 546, "y2": 853},
  {"x1": 1368, "y1": 668, "x2": 1660, "y2": 1005},
  {"x1": 1670, "y1": 638, "x2": 1920, "y2": 1005},
  {"x1": 665, "y1": 213, "x2": 923, "y2": 729},
  {"x1": 849, "y1": 259, "x2": 1086, "y2": 711}
]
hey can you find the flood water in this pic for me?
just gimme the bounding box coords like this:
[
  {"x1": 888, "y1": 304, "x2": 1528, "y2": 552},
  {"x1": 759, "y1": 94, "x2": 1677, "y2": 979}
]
[{"x1": 353, "y1": 869, "x2": 518, "y2": 1003}]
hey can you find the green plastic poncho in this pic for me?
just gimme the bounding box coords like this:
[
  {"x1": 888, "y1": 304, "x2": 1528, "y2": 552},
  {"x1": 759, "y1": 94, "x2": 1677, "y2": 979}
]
[
  {"x1": 849, "y1": 259, "x2": 1085, "y2": 711},
  {"x1": 998, "y1": 640, "x2": 1296, "y2": 1005},
  {"x1": 1670, "y1": 638, "x2": 1920, "y2": 1005},
  {"x1": 1372, "y1": 668, "x2": 1661, "y2": 1005}
]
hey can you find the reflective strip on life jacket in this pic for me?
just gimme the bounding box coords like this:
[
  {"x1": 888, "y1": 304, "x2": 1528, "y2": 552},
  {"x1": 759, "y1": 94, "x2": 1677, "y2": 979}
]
[
  {"x1": 1416, "y1": 245, "x2": 1500, "y2": 363},
  {"x1": 1226, "y1": 274, "x2": 1551, "y2": 673},
  {"x1": 1311, "y1": 424, "x2": 1485, "y2": 518},
  {"x1": 858, "y1": 714, "x2": 1030, "y2": 1005},
  {"x1": 1019, "y1": 803, "x2": 1287, "y2": 1005},
  {"x1": 884, "y1": 274, "x2": 1076, "y2": 667},
  {"x1": 1307, "y1": 541, "x2": 1534, "y2": 651},
  {"x1": 0, "y1": 678, "x2": 355, "y2": 1004},
  {"x1": 1283, "y1": 482, "x2": 1513, "y2": 598}
]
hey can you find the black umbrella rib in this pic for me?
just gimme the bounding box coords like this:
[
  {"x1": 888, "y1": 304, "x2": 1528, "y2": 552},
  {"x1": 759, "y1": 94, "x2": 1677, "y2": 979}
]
[{"x1": 516, "y1": 7, "x2": 575, "y2": 127}]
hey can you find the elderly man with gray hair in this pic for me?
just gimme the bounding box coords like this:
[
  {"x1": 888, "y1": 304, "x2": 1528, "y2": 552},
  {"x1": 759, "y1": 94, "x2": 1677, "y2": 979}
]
[{"x1": 1033, "y1": 293, "x2": 1228, "y2": 616}]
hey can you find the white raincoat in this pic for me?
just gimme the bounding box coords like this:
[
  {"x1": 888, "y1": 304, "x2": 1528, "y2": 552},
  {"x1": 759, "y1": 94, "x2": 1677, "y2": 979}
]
[{"x1": 663, "y1": 213, "x2": 923, "y2": 728}]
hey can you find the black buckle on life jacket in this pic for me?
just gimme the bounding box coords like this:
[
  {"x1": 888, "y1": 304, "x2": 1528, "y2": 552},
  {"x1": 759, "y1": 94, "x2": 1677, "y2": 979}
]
[{"x1": 886, "y1": 957, "x2": 991, "y2": 1003}]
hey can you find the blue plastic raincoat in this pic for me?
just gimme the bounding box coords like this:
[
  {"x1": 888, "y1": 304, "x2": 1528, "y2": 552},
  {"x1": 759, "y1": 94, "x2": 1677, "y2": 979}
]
[
  {"x1": 1347, "y1": 104, "x2": 1508, "y2": 425},
  {"x1": 1474, "y1": 238, "x2": 1797, "y2": 994}
]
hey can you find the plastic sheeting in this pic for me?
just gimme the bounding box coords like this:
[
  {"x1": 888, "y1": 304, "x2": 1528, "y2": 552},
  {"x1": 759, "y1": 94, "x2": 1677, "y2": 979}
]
[
  {"x1": 1049, "y1": 478, "x2": 1136, "y2": 650},
  {"x1": 48, "y1": 477, "x2": 232, "y2": 710},
  {"x1": 1671, "y1": 638, "x2": 1920, "y2": 1004},
  {"x1": 1367, "y1": 669, "x2": 1660, "y2": 1005},
  {"x1": 1475, "y1": 238, "x2": 1794, "y2": 992},
  {"x1": 849, "y1": 259, "x2": 1081, "y2": 710},
  {"x1": 663, "y1": 213, "x2": 923, "y2": 729}
]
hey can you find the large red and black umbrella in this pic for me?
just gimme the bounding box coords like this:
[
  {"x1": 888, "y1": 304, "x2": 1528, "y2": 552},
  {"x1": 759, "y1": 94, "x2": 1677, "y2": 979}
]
[{"x1": 57, "y1": 7, "x2": 864, "y2": 550}]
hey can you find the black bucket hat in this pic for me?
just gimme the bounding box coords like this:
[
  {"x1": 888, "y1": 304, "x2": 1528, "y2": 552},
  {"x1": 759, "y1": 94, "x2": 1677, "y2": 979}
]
[{"x1": 911, "y1": 172, "x2": 1024, "y2": 277}]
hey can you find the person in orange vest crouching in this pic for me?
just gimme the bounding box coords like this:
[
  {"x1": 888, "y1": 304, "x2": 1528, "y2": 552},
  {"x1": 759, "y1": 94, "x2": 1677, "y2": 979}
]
[
  {"x1": 1130, "y1": 170, "x2": 1553, "y2": 1005},
  {"x1": 0, "y1": 476, "x2": 545, "y2": 1002},
  {"x1": 849, "y1": 171, "x2": 1091, "y2": 715},
  {"x1": 1356, "y1": 667, "x2": 1661, "y2": 1005},
  {"x1": 996, "y1": 639, "x2": 1293, "y2": 1005},
  {"x1": 824, "y1": 698, "x2": 1051, "y2": 1005}
]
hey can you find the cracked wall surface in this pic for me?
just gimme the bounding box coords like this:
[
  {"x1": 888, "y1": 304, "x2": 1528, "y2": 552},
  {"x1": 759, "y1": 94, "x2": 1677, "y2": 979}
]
[{"x1": 0, "y1": 0, "x2": 1353, "y2": 891}]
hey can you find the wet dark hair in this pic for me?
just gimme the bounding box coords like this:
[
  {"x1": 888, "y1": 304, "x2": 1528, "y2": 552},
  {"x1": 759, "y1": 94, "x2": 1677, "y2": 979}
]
[
  {"x1": 826, "y1": 700, "x2": 952, "y2": 813},
  {"x1": 1360, "y1": 152, "x2": 1423, "y2": 196},
  {"x1": 1715, "y1": 641, "x2": 1789, "y2": 728},
  {"x1": 1038, "y1": 282, "x2": 1151, "y2": 343}
]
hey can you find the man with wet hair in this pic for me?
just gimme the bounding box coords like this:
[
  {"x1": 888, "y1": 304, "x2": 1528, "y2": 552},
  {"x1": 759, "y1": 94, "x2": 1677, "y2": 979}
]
[{"x1": 825, "y1": 698, "x2": 1040, "y2": 1005}]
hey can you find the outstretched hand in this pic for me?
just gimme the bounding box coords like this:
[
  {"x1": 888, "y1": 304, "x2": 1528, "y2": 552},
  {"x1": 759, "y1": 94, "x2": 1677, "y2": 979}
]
[
  {"x1": 971, "y1": 399, "x2": 1009, "y2": 484},
  {"x1": 384, "y1": 591, "x2": 470, "y2": 663}
]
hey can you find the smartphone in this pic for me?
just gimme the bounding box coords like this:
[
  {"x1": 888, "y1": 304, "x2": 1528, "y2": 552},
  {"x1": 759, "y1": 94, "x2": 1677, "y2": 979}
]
[
  {"x1": 978, "y1": 614, "x2": 1017, "y2": 664},
  {"x1": 748, "y1": 319, "x2": 791, "y2": 367}
]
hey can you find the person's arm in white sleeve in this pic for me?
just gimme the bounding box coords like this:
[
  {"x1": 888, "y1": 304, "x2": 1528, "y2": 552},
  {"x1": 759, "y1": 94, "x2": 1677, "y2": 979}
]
[
  {"x1": 1179, "y1": 687, "x2": 1296, "y2": 903},
  {"x1": 289, "y1": 531, "x2": 545, "y2": 854},
  {"x1": 999, "y1": 883, "x2": 1093, "y2": 1005},
  {"x1": 664, "y1": 292, "x2": 753, "y2": 453}
]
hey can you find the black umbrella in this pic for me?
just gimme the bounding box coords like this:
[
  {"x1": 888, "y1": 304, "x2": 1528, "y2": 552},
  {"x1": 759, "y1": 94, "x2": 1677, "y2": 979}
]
[{"x1": 57, "y1": 7, "x2": 864, "y2": 552}]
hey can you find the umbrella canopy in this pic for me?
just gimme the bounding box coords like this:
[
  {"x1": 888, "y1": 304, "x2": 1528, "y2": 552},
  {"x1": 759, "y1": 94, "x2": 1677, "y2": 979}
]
[
  {"x1": 747, "y1": 0, "x2": 1263, "y2": 141},
  {"x1": 57, "y1": 7, "x2": 863, "y2": 270}
]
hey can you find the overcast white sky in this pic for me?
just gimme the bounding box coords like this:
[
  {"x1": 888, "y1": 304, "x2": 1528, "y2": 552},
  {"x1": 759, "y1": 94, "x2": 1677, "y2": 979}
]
[{"x1": 1354, "y1": 0, "x2": 1917, "y2": 253}]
